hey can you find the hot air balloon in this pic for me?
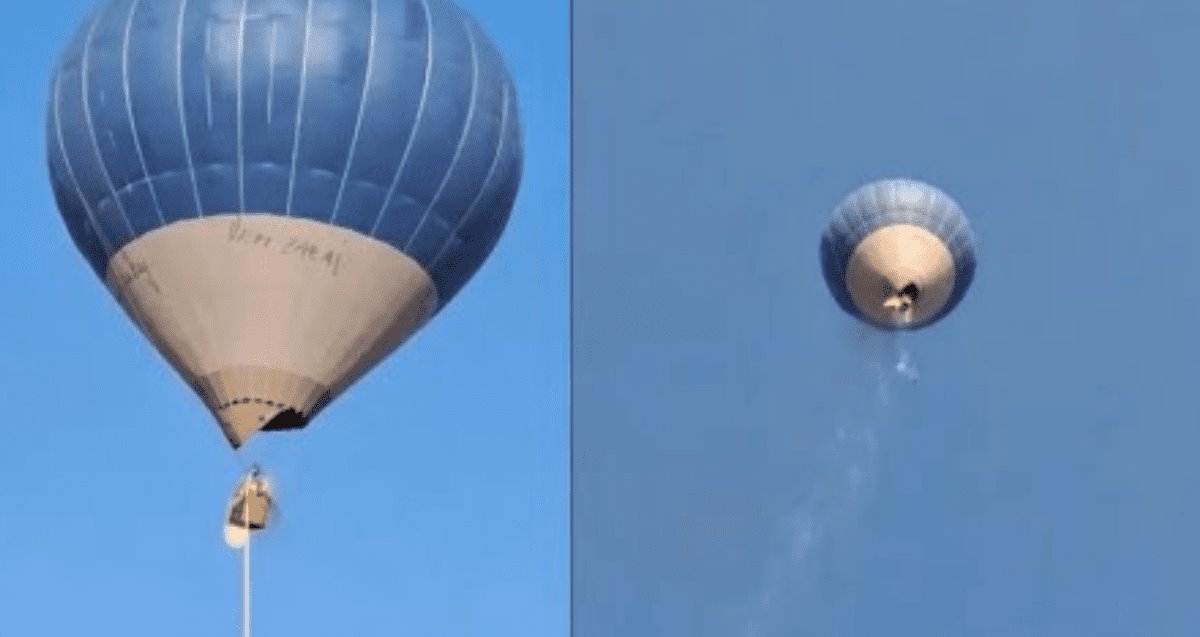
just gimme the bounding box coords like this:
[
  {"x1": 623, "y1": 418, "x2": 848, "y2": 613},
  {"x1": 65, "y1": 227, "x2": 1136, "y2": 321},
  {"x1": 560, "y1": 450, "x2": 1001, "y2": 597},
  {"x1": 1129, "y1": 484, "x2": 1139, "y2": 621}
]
[
  {"x1": 820, "y1": 179, "x2": 975, "y2": 330},
  {"x1": 47, "y1": 0, "x2": 523, "y2": 448}
]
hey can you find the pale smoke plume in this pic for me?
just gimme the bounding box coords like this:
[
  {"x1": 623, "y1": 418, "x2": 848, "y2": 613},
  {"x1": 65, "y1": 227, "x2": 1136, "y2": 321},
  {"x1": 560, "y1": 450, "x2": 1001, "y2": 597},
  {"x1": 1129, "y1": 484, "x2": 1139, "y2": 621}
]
[
  {"x1": 876, "y1": 331, "x2": 918, "y2": 406},
  {"x1": 742, "y1": 335, "x2": 908, "y2": 637}
]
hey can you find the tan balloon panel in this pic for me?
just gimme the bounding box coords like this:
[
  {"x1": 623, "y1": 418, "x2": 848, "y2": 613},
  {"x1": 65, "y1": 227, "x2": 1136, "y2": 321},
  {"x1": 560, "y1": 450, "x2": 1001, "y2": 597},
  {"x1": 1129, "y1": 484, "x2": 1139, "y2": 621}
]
[
  {"x1": 105, "y1": 214, "x2": 437, "y2": 448},
  {"x1": 845, "y1": 224, "x2": 956, "y2": 329}
]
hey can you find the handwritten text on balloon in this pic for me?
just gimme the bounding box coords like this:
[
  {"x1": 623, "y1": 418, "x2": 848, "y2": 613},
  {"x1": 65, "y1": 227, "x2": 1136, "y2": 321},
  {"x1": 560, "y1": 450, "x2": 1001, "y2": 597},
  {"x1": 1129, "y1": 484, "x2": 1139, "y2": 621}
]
[{"x1": 227, "y1": 218, "x2": 346, "y2": 276}]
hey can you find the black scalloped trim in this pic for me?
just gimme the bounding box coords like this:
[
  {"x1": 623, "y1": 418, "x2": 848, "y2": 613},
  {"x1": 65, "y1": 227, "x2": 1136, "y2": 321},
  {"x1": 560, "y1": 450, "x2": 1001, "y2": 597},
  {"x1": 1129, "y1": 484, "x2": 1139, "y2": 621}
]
[{"x1": 216, "y1": 397, "x2": 297, "y2": 413}]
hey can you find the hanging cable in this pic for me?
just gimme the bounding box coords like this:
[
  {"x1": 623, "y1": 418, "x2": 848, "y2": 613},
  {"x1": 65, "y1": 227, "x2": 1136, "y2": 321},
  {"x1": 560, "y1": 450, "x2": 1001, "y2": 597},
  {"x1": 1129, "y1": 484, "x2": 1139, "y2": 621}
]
[{"x1": 243, "y1": 495, "x2": 252, "y2": 637}]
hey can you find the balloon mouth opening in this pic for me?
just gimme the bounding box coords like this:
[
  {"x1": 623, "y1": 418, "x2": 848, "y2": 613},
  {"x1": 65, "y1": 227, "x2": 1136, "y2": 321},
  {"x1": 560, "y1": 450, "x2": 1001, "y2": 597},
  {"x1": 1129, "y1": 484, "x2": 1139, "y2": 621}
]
[
  {"x1": 225, "y1": 407, "x2": 310, "y2": 449},
  {"x1": 261, "y1": 408, "x2": 308, "y2": 433},
  {"x1": 882, "y1": 282, "x2": 920, "y2": 324}
]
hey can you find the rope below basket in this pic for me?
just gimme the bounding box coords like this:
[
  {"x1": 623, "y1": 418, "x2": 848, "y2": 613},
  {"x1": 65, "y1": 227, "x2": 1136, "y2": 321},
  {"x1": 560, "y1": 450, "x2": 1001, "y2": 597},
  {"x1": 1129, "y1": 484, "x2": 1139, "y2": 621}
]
[{"x1": 243, "y1": 504, "x2": 252, "y2": 637}]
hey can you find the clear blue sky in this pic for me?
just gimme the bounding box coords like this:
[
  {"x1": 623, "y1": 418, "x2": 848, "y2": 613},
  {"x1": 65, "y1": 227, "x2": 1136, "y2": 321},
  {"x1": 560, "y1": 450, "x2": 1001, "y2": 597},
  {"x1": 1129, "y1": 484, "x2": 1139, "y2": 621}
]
[
  {"x1": 574, "y1": 1, "x2": 1200, "y2": 636},
  {"x1": 0, "y1": 1, "x2": 566, "y2": 635}
]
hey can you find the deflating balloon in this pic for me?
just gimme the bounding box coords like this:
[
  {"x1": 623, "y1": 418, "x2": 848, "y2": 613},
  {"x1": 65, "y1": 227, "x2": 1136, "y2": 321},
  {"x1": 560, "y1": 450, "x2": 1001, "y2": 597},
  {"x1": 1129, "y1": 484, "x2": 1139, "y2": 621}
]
[
  {"x1": 820, "y1": 179, "x2": 976, "y2": 330},
  {"x1": 47, "y1": 0, "x2": 523, "y2": 447}
]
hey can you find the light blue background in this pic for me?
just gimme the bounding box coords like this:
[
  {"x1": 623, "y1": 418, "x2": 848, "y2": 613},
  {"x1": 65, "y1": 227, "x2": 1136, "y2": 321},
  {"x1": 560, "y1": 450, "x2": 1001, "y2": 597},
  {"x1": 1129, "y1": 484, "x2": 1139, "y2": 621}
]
[
  {"x1": 0, "y1": 0, "x2": 566, "y2": 635},
  {"x1": 574, "y1": 1, "x2": 1200, "y2": 635}
]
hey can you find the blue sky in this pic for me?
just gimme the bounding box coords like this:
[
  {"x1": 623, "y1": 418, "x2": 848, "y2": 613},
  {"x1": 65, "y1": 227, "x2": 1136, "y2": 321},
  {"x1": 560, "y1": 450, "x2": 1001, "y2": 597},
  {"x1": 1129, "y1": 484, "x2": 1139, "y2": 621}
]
[
  {"x1": 9, "y1": 1, "x2": 1200, "y2": 636},
  {"x1": 0, "y1": 1, "x2": 566, "y2": 635},
  {"x1": 574, "y1": 1, "x2": 1200, "y2": 636}
]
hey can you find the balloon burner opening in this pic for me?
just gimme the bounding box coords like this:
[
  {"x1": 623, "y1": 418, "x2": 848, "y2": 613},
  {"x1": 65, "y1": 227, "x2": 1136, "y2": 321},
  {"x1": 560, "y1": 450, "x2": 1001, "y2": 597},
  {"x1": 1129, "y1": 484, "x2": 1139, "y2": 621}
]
[
  {"x1": 882, "y1": 283, "x2": 920, "y2": 324},
  {"x1": 260, "y1": 408, "x2": 308, "y2": 433}
]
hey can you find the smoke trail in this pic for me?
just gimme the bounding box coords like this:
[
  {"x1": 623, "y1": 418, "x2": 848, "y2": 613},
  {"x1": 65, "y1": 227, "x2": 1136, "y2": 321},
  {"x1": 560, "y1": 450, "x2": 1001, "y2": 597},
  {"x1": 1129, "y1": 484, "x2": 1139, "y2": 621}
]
[
  {"x1": 875, "y1": 331, "x2": 919, "y2": 406},
  {"x1": 744, "y1": 486, "x2": 823, "y2": 637},
  {"x1": 893, "y1": 331, "x2": 919, "y2": 384},
  {"x1": 742, "y1": 333, "x2": 909, "y2": 637}
]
